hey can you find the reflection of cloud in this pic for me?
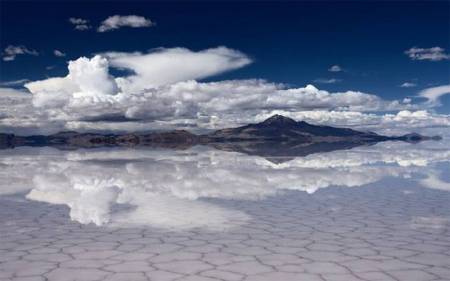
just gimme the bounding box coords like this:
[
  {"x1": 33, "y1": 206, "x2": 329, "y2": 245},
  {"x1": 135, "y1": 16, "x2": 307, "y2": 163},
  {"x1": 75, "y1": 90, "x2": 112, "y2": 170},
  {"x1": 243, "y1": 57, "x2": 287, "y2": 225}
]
[
  {"x1": 411, "y1": 216, "x2": 449, "y2": 229},
  {"x1": 28, "y1": 178, "x2": 119, "y2": 226},
  {"x1": 112, "y1": 195, "x2": 250, "y2": 230},
  {"x1": 25, "y1": 161, "x2": 251, "y2": 229},
  {"x1": 0, "y1": 141, "x2": 449, "y2": 229},
  {"x1": 420, "y1": 172, "x2": 450, "y2": 191}
]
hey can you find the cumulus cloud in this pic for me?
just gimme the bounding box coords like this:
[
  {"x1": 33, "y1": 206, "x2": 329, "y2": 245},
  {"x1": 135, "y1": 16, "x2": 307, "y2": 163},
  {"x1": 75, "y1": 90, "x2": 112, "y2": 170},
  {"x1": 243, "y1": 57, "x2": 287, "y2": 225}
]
[
  {"x1": 69, "y1": 17, "x2": 91, "y2": 30},
  {"x1": 97, "y1": 15, "x2": 154, "y2": 32},
  {"x1": 2, "y1": 45, "x2": 38, "y2": 61},
  {"x1": 0, "y1": 87, "x2": 33, "y2": 123},
  {"x1": 0, "y1": 47, "x2": 448, "y2": 136},
  {"x1": 0, "y1": 87, "x2": 63, "y2": 135},
  {"x1": 17, "y1": 70, "x2": 448, "y2": 135},
  {"x1": 313, "y1": 78, "x2": 341, "y2": 84},
  {"x1": 400, "y1": 82, "x2": 417, "y2": 88},
  {"x1": 418, "y1": 84, "x2": 450, "y2": 106},
  {"x1": 26, "y1": 55, "x2": 118, "y2": 114},
  {"x1": 328, "y1": 65, "x2": 342, "y2": 72},
  {"x1": 22, "y1": 59, "x2": 415, "y2": 131},
  {"x1": 53, "y1": 50, "x2": 66, "y2": 57},
  {"x1": 405, "y1": 47, "x2": 450, "y2": 61}
]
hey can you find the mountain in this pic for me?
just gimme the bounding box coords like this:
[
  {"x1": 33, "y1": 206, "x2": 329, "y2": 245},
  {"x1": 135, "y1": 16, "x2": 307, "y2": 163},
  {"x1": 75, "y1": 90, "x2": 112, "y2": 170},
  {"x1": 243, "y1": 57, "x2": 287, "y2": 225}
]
[
  {"x1": 205, "y1": 114, "x2": 389, "y2": 143},
  {"x1": 0, "y1": 115, "x2": 440, "y2": 150}
]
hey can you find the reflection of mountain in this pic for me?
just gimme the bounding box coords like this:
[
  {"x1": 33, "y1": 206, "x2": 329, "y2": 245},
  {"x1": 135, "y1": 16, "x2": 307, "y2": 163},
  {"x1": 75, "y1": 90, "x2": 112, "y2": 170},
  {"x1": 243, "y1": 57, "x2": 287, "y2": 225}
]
[
  {"x1": 0, "y1": 115, "x2": 440, "y2": 151},
  {"x1": 210, "y1": 141, "x2": 367, "y2": 163},
  {"x1": 0, "y1": 141, "x2": 449, "y2": 229}
]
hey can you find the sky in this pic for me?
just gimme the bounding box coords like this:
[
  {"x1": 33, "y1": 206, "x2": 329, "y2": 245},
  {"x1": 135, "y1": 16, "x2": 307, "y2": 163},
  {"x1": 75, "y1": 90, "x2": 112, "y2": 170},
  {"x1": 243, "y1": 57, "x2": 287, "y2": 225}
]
[{"x1": 0, "y1": 1, "x2": 449, "y2": 136}]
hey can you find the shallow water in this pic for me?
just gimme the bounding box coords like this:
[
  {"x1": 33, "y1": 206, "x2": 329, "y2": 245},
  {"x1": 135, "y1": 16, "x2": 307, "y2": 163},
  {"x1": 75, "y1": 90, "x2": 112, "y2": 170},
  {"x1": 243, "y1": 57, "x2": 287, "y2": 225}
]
[{"x1": 1, "y1": 141, "x2": 450, "y2": 281}]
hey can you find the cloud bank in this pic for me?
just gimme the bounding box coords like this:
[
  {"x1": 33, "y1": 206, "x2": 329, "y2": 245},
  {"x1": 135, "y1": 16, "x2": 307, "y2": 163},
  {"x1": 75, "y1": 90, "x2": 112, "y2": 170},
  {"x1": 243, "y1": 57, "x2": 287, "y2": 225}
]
[{"x1": 0, "y1": 46, "x2": 449, "y2": 136}]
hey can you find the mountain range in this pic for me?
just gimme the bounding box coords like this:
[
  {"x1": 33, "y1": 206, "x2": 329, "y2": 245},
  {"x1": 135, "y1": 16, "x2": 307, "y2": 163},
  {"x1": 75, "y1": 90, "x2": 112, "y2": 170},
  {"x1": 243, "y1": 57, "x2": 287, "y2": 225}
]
[{"x1": 0, "y1": 115, "x2": 441, "y2": 153}]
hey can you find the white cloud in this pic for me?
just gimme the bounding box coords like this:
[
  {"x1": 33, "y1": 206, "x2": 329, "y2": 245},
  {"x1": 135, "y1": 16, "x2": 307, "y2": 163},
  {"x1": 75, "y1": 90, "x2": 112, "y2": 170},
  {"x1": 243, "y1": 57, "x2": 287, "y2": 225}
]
[
  {"x1": 23, "y1": 65, "x2": 415, "y2": 130},
  {"x1": 328, "y1": 65, "x2": 342, "y2": 72},
  {"x1": 418, "y1": 84, "x2": 450, "y2": 106},
  {"x1": 53, "y1": 50, "x2": 66, "y2": 57},
  {"x1": 400, "y1": 82, "x2": 416, "y2": 88},
  {"x1": 0, "y1": 79, "x2": 30, "y2": 87},
  {"x1": 26, "y1": 55, "x2": 118, "y2": 111},
  {"x1": 2, "y1": 45, "x2": 38, "y2": 61},
  {"x1": 313, "y1": 78, "x2": 341, "y2": 84},
  {"x1": 0, "y1": 87, "x2": 64, "y2": 135},
  {"x1": 102, "y1": 46, "x2": 252, "y2": 92},
  {"x1": 0, "y1": 87, "x2": 33, "y2": 122},
  {"x1": 69, "y1": 17, "x2": 88, "y2": 25},
  {"x1": 405, "y1": 47, "x2": 450, "y2": 61},
  {"x1": 69, "y1": 17, "x2": 91, "y2": 30},
  {"x1": 17, "y1": 67, "x2": 447, "y2": 135},
  {"x1": 97, "y1": 15, "x2": 154, "y2": 32},
  {"x1": 0, "y1": 47, "x2": 448, "y2": 136}
]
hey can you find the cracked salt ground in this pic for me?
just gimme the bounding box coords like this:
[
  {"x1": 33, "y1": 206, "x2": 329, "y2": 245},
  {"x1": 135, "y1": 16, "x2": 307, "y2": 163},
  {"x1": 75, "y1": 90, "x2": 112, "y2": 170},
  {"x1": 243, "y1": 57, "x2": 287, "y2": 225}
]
[{"x1": 0, "y1": 141, "x2": 450, "y2": 281}]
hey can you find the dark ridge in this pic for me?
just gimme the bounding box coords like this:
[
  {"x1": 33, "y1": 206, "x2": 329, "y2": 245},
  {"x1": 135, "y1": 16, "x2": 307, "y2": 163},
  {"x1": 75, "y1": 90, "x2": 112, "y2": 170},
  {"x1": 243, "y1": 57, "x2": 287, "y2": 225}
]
[{"x1": 0, "y1": 115, "x2": 441, "y2": 152}]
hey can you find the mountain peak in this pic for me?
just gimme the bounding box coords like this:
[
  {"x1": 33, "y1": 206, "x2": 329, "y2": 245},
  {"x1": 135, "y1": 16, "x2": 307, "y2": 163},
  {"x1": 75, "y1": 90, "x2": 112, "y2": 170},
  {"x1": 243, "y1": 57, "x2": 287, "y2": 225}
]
[{"x1": 261, "y1": 114, "x2": 297, "y2": 126}]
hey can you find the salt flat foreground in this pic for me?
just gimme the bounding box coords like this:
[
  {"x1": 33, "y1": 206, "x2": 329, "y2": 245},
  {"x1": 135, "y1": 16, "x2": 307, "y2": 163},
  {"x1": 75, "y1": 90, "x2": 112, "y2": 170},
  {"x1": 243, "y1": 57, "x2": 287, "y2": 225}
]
[{"x1": 0, "y1": 141, "x2": 449, "y2": 281}]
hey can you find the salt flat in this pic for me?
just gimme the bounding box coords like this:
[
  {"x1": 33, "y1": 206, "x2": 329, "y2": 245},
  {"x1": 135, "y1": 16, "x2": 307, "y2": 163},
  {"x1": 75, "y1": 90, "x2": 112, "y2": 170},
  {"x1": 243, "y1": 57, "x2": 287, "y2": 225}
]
[{"x1": 0, "y1": 141, "x2": 449, "y2": 281}]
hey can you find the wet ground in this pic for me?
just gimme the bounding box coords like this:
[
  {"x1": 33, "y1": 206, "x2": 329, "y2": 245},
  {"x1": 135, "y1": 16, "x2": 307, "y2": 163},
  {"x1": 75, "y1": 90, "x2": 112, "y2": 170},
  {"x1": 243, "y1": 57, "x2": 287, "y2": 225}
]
[{"x1": 1, "y1": 141, "x2": 449, "y2": 281}]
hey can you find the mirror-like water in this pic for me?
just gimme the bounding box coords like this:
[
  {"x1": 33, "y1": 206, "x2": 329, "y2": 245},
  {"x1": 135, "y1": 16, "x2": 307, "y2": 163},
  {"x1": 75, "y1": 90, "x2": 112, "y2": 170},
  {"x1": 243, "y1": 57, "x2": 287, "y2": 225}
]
[{"x1": 1, "y1": 141, "x2": 449, "y2": 281}]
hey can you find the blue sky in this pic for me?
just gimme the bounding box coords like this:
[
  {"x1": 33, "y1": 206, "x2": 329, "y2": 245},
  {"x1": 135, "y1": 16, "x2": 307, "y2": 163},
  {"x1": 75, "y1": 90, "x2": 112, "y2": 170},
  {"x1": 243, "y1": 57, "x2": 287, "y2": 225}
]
[{"x1": 0, "y1": 1, "x2": 449, "y2": 135}]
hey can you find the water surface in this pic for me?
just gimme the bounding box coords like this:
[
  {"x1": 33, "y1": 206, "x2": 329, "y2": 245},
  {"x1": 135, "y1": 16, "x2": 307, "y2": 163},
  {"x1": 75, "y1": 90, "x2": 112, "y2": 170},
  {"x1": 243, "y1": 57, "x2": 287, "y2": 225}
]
[{"x1": 1, "y1": 141, "x2": 449, "y2": 281}]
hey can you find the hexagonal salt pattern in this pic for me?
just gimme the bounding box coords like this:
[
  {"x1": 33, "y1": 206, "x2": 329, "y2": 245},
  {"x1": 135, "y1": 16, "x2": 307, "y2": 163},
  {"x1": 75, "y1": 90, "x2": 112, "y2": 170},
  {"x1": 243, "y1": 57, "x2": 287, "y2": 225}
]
[{"x1": 1, "y1": 183, "x2": 450, "y2": 281}]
